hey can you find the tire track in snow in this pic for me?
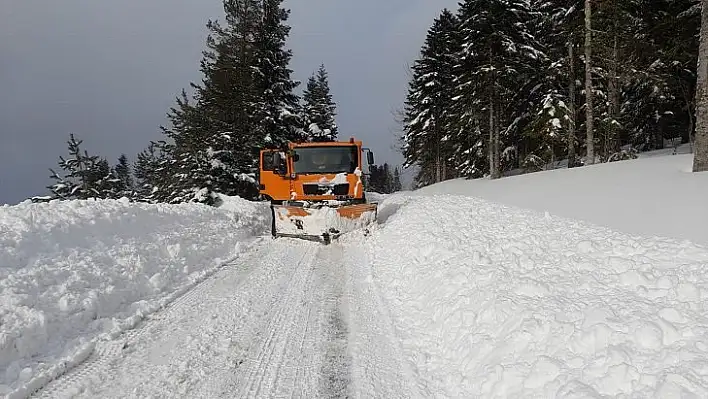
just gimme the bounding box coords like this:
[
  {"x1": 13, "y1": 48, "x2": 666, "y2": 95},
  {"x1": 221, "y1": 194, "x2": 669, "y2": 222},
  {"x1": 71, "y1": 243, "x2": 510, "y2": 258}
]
[
  {"x1": 340, "y1": 234, "x2": 424, "y2": 398},
  {"x1": 29, "y1": 236, "x2": 411, "y2": 398},
  {"x1": 227, "y1": 241, "x2": 353, "y2": 399},
  {"x1": 236, "y1": 243, "x2": 318, "y2": 397},
  {"x1": 317, "y1": 244, "x2": 353, "y2": 399},
  {"x1": 320, "y1": 297, "x2": 352, "y2": 398},
  {"x1": 30, "y1": 242, "x2": 265, "y2": 399}
]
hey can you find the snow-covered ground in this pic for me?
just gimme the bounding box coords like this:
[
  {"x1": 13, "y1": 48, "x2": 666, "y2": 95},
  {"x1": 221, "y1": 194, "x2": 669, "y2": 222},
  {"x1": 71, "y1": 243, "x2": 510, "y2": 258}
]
[
  {"x1": 364, "y1": 191, "x2": 388, "y2": 204},
  {"x1": 36, "y1": 239, "x2": 347, "y2": 398},
  {"x1": 418, "y1": 147, "x2": 708, "y2": 246},
  {"x1": 359, "y1": 149, "x2": 708, "y2": 397},
  {"x1": 366, "y1": 194, "x2": 708, "y2": 397},
  {"x1": 23, "y1": 237, "x2": 415, "y2": 399},
  {"x1": 1, "y1": 196, "x2": 269, "y2": 397},
  {"x1": 4, "y1": 150, "x2": 708, "y2": 398}
]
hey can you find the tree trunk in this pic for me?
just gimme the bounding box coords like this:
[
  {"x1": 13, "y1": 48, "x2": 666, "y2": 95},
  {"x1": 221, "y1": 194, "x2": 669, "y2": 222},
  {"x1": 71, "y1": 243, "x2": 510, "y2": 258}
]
[
  {"x1": 568, "y1": 38, "x2": 577, "y2": 168},
  {"x1": 584, "y1": 0, "x2": 595, "y2": 165},
  {"x1": 441, "y1": 145, "x2": 447, "y2": 181},
  {"x1": 494, "y1": 103, "x2": 501, "y2": 177},
  {"x1": 689, "y1": 107, "x2": 695, "y2": 146},
  {"x1": 694, "y1": 0, "x2": 708, "y2": 172},
  {"x1": 681, "y1": 83, "x2": 695, "y2": 146},
  {"x1": 435, "y1": 123, "x2": 441, "y2": 183},
  {"x1": 608, "y1": 10, "x2": 620, "y2": 159},
  {"x1": 469, "y1": 117, "x2": 476, "y2": 178},
  {"x1": 488, "y1": 48, "x2": 501, "y2": 180},
  {"x1": 489, "y1": 93, "x2": 496, "y2": 177}
]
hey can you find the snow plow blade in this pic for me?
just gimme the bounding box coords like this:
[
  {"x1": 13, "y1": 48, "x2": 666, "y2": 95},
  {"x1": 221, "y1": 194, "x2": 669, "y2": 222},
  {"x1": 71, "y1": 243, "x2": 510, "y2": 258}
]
[{"x1": 270, "y1": 202, "x2": 378, "y2": 244}]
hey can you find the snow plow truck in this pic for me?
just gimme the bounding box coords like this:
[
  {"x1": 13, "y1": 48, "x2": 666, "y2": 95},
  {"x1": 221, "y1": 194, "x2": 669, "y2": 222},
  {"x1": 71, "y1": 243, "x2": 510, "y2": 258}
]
[{"x1": 259, "y1": 138, "x2": 378, "y2": 244}]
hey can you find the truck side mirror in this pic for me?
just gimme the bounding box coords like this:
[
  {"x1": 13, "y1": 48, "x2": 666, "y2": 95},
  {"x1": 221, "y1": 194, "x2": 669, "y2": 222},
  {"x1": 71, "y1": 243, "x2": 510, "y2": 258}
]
[{"x1": 367, "y1": 151, "x2": 375, "y2": 165}]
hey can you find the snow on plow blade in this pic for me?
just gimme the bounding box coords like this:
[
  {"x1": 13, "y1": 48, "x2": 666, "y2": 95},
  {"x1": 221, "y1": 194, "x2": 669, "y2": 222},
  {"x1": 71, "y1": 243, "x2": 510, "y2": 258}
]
[{"x1": 271, "y1": 203, "x2": 378, "y2": 244}]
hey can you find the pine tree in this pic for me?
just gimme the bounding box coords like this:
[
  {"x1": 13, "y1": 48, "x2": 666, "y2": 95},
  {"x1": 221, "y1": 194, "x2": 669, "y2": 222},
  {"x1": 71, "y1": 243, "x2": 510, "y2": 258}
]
[
  {"x1": 367, "y1": 164, "x2": 394, "y2": 193},
  {"x1": 584, "y1": 0, "x2": 596, "y2": 164},
  {"x1": 303, "y1": 64, "x2": 338, "y2": 142},
  {"x1": 367, "y1": 165, "x2": 378, "y2": 192},
  {"x1": 159, "y1": 90, "x2": 219, "y2": 204},
  {"x1": 371, "y1": 165, "x2": 385, "y2": 194},
  {"x1": 397, "y1": 1, "x2": 701, "y2": 179},
  {"x1": 402, "y1": 9, "x2": 462, "y2": 187},
  {"x1": 622, "y1": 0, "x2": 699, "y2": 151},
  {"x1": 45, "y1": 134, "x2": 112, "y2": 200},
  {"x1": 454, "y1": 0, "x2": 544, "y2": 178},
  {"x1": 46, "y1": 168, "x2": 77, "y2": 202},
  {"x1": 533, "y1": 0, "x2": 695, "y2": 162},
  {"x1": 133, "y1": 141, "x2": 174, "y2": 203},
  {"x1": 133, "y1": 144, "x2": 159, "y2": 202},
  {"x1": 45, "y1": 137, "x2": 81, "y2": 201},
  {"x1": 200, "y1": 0, "x2": 264, "y2": 201},
  {"x1": 151, "y1": 0, "x2": 303, "y2": 204},
  {"x1": 93, "y1": 159, "x2": 124, "y2": 199},
  {"x1": 531, "y1": 0, "x2": 585, "y2": 167},
  {"x1": 392, "y1": 167, "x2": 403, "y2": 192},
  {"x1": 254, "y1": 0, "x2": 304, "y2": 146},
  {"x1": 582, "y1": 0, "x2": 634, "y2": 162},
  {"x1": 114, "y1": 154, "x2": 134, "y2": 198},
  {"x1": 382, "y1": 163, "x2": 393, "y2": 193},
  {"x1": 156, "y1": 0, "x2": 265, "y2": 204}
]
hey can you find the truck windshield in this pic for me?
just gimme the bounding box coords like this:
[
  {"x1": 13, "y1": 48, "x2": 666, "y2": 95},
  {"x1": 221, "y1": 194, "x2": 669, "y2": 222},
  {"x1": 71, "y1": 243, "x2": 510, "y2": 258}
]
[{"x1": 292, "y1": 146, "x2": 358, "y2": 174}]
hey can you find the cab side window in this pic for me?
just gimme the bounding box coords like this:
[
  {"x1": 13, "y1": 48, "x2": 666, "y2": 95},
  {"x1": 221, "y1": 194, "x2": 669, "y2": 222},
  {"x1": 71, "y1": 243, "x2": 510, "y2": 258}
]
[{"x1": 262, "y1": 151, "x2": 274, "y2": 170}]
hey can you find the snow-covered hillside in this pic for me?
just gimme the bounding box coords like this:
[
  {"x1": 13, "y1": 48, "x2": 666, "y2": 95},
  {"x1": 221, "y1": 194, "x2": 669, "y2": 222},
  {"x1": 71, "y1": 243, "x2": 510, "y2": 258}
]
[
  {"x1": 0, "y1": 196, "x2": 269, "y2": 396},
  {"x1": 417, "y1": 147, "x2": 708, "y2": 246},
  {"x1": 360, "y1": 150, "x2": 708, "y2": 397}
]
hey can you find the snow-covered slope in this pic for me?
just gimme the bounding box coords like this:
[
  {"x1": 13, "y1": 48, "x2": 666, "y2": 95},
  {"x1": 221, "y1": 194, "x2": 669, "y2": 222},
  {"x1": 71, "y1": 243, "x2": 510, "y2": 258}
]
[
  {"x1": 417, "y1": 151, "x2": 708, "y2": 246},
  {"x1": 0, "y1": 196, "x2": 269, "y2": 395},
  {"x1": 364, "y1": 152, "x2": 708, "y2": 397}
]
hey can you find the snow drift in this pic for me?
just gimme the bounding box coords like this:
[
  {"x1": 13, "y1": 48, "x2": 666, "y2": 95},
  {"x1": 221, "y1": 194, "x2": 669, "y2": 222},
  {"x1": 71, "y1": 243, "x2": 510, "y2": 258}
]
[
  {"x1": 418, "y1": 150, "x2": 708, "y2": 246},
  {"x1": 364, "y1": 150, "x2": 708, "y2": 397},
  {"x1": 364, "y1": 191, "x2": 388, "y2": 204},
  {"x1": 0, "y1": 196, "x2": 269, "y2": 394},
  {"x1": 367, "y1": 193, "x2": 708, "y2": 397}
]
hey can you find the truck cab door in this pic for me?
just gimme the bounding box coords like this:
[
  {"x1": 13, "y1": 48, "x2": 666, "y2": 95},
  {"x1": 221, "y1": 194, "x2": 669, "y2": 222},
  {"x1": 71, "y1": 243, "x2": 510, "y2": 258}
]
[{"x1": 259, "y1": 150, "x2": 290, "y2": 201}]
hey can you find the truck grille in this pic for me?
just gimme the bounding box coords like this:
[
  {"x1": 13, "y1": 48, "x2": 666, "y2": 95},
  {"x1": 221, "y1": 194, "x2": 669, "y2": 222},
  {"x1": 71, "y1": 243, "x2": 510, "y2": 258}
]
[{"x1": 302, "y1": 183, "x2": 349, "y2": 196}]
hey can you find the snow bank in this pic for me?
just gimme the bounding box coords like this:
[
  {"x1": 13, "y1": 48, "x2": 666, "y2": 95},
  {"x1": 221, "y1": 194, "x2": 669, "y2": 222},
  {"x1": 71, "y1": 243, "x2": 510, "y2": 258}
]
[
  {"x1": 367, "y1": 193, "x2": 708, "y2": 397},
  {"x1": 0, "y1": 196, "x2": 269, "y2": 394},
  {"x1": 365, "y1": 191, "x2": 388, "y2": 204},
  {"x1": 418, "y1": 152, "x2": 708, "y2": 246}
]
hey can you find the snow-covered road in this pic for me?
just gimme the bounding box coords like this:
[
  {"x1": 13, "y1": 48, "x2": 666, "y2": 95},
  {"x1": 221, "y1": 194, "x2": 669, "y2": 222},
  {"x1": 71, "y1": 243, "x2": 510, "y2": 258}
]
[{"x1": 30, "y1": 237, "x2": 413, "y2": 399}]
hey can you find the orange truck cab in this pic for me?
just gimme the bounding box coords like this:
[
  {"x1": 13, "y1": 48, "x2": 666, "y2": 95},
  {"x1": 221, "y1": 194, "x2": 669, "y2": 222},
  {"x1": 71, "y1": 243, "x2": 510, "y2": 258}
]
[
  {"x1": 258, "y1": 138, "x2": 378, "y2": 243},
  {"x1": 258, "y1": 138, "x2": 374, "y2": 204}
]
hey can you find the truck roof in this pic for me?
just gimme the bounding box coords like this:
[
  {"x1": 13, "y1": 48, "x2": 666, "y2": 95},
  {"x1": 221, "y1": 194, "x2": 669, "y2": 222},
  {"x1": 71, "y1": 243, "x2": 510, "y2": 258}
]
[{"x1": 290, "y1": 138, "x2": 362, "y2": 148}]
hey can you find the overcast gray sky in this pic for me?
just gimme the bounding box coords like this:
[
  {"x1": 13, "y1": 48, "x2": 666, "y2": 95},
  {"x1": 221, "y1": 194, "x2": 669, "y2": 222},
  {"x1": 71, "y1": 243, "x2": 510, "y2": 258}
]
[{"x1": 0, "y1": 0, "x2": 458, "y2": 205}]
